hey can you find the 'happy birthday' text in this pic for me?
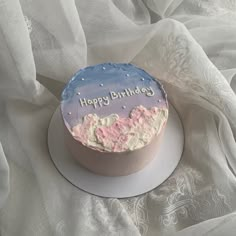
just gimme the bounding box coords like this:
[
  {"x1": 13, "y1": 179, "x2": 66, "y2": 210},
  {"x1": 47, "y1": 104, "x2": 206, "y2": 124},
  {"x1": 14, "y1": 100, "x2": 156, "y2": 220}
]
[{"x1": 79, "y1": 86, "x2": 155, "y2": 109}]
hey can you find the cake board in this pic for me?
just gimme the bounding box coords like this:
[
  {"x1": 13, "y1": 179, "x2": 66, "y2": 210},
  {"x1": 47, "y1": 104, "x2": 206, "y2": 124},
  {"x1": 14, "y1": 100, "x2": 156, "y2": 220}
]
[{"x1": 48, "y1": 103, "x2": 184, "y2": 198}]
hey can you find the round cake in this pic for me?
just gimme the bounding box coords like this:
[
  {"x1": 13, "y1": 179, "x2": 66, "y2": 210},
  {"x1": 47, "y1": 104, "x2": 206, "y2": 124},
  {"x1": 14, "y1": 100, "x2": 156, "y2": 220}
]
[{"x1": 61, "y1": 63, "x2": 168, "y2": 176}]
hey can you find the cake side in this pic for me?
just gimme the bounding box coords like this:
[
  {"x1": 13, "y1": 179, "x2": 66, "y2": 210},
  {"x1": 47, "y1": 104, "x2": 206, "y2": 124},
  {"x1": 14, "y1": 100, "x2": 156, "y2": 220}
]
[{"x1": 64, "y1": 118, "x2": 167, "y2": 176}]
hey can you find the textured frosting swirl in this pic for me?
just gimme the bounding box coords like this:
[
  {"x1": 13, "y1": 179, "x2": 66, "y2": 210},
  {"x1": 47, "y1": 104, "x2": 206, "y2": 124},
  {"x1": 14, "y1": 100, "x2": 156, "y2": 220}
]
[{"x1": 71, "y1": 105, "x2": 168, "y2": 152}]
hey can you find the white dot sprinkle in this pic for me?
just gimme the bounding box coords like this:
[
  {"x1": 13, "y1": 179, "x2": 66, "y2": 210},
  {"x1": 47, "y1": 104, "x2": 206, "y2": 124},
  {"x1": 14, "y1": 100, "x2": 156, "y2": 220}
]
[
  {"x1": 141, "y1": 78, "x2": 145, "y2": 81},
  {"x1": 81, "y1": 78, "x2": 85, "y2": 81},
  {"x1": 102, "y1": 67, "x2": 106, "y2": 70},
  {"x1": 158, "y1": 99, "x2": 161, "y2": 103},
  {"x1": 126, "y1": 74, "x2": 130, "y2": 77},
  {"x1": 100, "y1": 84, "x2": 104, "y2": 87},
  {"x1": 68, "y1": 112, "x2": 72, "y2": 115},
  {"x1": 76, "y1": 92, "x2": 80, "y2": 95},
  {"x1": 122, "y1": 106, "x2": 126, "y2": 109}
]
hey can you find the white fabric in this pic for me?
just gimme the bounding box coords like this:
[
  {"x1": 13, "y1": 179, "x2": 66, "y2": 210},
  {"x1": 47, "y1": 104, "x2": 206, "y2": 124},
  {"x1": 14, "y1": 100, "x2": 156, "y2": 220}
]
[{"x1": 0, "y1": 0, "x2": 236, "y2": 235}]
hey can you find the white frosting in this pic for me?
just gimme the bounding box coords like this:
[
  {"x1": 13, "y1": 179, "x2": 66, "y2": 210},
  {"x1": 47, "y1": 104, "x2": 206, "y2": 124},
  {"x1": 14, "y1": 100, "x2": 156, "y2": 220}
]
[{"x1": 71, "y1": 106, "x2": 168, "y2": 152}]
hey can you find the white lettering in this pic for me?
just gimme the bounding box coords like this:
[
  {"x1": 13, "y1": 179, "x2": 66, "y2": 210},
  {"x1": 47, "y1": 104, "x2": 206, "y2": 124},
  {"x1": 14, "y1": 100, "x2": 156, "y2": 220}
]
[
  {"x1": 128, "y1": 88, "x2": 135, "y2": 96},
  {"x1": 97, "y1": 97, "x2": 103, "y2": 107},
  {"x1": 79, "y1": 98, "x2": 88, "y2": 107},
  {"x1": 110, "y1": 91, "x2": 118, "y2": 100},
  {"x1": 146, "y1": 87, "x2": 155, "y2": 97},
  {"x1": 78, "y1": 86, "x2": 156, "y2": 109},
  {"x1": 92, "y1": 98, "x2": 98, "y2": 108},
  {"x1": 121, "y1": 92, "x2": 126, "y2": 97},
  {"x1": 135, "y1": 86, "x2": 141, "y2": 94},
  {"x1": 141, "y1": 88, "x2": 147, "y2": 93},
  {"x1": 103, "y1": 96, "x2": 110, "y2": 106}
]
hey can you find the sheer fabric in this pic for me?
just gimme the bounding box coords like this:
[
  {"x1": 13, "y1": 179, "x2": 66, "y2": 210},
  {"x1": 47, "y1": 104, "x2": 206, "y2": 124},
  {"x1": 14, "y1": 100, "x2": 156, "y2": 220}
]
[{"x1": 0, "y1": 0, "x2": 236, "y2": 235}]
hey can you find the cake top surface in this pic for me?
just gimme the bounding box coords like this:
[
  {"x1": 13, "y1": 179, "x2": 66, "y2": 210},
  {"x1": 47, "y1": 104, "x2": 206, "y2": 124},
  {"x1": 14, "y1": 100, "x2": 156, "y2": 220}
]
[{"x1": 61, "y1": 63, "x2": 168, "y2": 153}]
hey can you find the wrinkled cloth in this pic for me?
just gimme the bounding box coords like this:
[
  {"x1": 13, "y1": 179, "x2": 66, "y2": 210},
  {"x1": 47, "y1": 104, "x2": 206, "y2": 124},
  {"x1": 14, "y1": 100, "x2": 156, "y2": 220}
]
[{"x1": 0, "y1": 0, "x2": 236, "y2": 235}]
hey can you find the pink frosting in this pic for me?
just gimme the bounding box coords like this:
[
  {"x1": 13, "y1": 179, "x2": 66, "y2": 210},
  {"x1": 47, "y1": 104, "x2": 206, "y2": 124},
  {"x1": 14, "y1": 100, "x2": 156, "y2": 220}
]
[
  {"x1": 71, "y1": 106, "x2": 168, "y2": 152},
  {"x1": 96, "y1": 118, "x2": 129, "y2": 152},
  {"x1": 71, "y1": 114, "x2": 95, "y2": 144}
]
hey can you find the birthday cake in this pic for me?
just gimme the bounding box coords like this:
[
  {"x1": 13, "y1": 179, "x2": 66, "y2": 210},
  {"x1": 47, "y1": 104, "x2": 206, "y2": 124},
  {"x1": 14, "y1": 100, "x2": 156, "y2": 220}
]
[{"x1": 61, "y1": 63, "x2": 168, "y2": 176}]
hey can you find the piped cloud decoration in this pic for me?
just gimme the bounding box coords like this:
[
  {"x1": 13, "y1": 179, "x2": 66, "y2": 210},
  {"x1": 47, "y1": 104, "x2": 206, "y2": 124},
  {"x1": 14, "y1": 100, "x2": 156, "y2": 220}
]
[{"x1": 71, "y1": 105, "x2": 168, "y2": 152}]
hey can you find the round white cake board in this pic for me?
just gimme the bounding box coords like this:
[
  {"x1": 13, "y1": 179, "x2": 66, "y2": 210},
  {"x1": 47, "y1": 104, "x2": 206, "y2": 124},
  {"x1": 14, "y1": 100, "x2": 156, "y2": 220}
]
[{"x1": 48, "y1": 104, "x2": 184, "y2": 198}]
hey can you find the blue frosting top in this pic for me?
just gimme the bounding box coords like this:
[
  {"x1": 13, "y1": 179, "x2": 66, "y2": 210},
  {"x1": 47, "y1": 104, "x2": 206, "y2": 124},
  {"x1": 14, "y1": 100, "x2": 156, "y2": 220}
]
[{"x1": 61, "y1": 63, "x2": 167, "y2": 128}]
